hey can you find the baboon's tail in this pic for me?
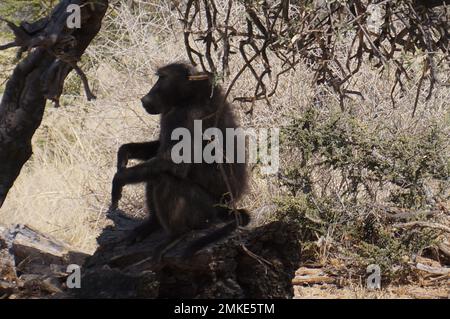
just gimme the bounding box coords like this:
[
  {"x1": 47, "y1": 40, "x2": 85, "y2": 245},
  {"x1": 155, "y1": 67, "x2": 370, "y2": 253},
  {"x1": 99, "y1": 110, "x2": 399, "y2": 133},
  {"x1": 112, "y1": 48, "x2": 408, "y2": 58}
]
[{"x1": 182, "y1": 208, "x2": 250, "y2": 258}]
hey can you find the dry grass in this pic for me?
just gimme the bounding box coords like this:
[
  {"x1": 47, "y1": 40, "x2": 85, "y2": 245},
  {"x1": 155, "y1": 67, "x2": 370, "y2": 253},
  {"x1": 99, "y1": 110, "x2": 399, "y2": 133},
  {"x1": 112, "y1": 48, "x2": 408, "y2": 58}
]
[
  {"x1": 0, "y1": 1, "x2": 448, "y2": 297},
  {"x1": 294, "y1": 283, "x2": 449, "y2": 299}
]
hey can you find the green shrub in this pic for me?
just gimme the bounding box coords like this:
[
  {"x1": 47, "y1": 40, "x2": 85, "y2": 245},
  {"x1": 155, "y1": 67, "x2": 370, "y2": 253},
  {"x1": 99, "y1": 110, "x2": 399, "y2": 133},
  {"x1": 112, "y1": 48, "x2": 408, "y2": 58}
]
[{"x1": 276, "y1": 107, "x2": 449, "y2": 282}]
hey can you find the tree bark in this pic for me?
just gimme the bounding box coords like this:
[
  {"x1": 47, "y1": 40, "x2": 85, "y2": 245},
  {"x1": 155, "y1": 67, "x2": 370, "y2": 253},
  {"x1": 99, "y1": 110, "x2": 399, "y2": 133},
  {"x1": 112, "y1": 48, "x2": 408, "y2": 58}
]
[
  {"x1": 75, "y1": 210, "x2": 301, "y2": 299},
  {"x1": 0, "y1": 0, "x2": 108, "y2": 208},
  {"x1": 0, "y1": 214, "x2": 301, "y2": 299}
]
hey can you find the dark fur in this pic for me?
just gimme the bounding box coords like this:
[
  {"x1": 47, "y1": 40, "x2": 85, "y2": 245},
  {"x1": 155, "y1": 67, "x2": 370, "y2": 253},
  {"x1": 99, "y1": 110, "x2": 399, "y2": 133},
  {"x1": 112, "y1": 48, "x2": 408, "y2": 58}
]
[{"x1": 110, "y1": 63, "x2": 249, "y2": 259}]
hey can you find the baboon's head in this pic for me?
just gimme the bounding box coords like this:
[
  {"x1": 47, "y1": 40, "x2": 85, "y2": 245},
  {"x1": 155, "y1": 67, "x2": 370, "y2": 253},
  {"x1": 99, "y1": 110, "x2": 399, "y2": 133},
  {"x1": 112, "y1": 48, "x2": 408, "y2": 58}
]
[{"x1": 141, "y1": 63, "x2": 212, "y2": 115}]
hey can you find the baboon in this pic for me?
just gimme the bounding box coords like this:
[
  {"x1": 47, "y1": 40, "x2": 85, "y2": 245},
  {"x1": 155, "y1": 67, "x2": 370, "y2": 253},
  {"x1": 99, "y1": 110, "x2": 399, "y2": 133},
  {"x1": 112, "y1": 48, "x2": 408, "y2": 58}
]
[{"x1": 109, "y1": 63, "x2": 249, "y2": 259}]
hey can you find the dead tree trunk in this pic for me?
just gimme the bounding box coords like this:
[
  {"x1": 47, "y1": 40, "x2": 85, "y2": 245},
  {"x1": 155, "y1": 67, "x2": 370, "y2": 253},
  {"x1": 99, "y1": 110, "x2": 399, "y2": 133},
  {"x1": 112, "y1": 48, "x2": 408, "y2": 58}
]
[
  {"x1": 75, "y1": 210, "x2": 301, "y2": 299},
  {"x1": 0, "y1": 0, "x2": 108, "y2": 208},
  {"x1": 0, "y1": 213, "x2": 301, "y2": 299}
]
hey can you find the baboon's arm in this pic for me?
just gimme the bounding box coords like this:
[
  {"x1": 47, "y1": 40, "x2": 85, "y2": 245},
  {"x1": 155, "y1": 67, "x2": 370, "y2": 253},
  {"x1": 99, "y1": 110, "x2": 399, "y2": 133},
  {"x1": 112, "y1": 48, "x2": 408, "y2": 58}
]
[
  {"x1": 109, "y1": 158, "x2": 189, "y2": 210},
  {"x1": 117, "y1": 141, "x2": 160, "y2": 171}
]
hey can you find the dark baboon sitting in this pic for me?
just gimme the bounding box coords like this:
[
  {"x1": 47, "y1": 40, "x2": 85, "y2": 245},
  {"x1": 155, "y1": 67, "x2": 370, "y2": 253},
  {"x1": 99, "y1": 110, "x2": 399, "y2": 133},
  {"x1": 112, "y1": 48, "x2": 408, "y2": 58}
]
[{"x1": 110, "y1": 63, "x2": 249, "y2": 259}]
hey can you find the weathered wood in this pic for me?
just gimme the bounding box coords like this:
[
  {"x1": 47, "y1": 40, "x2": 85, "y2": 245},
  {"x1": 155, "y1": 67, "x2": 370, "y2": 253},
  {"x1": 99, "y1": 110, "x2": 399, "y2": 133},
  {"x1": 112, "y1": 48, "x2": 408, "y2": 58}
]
[
  {"x1": 393, "y1": 221, "x2": 450, "y2": 234},
  {"x1": 415, "y1": 263, "x2": 450, "y2": 275},
  {"x1": 0, "y1": 212, "x2": 301, "y2": 299},
  {"x1": 0, "y1": 224, "x2": 89, "y2": 298},
  {"x1": 0, "y1": 0, "x2": 108, "y2": 209},
  {"x1": 0, "y1": 225, "x2": 17, "y2": 287},
  {"x1": 292, "y1": 268, "x2": 335, "y2": 285},
  {"x1": 438, "y1": 242, "x2": 450, "y2": 259},
  {"x1": 292, "y1": 275, "x2": 335, "y2": 285},
  {"x1": 75, "y1": 210, "x2": 301, "y2": 299}
]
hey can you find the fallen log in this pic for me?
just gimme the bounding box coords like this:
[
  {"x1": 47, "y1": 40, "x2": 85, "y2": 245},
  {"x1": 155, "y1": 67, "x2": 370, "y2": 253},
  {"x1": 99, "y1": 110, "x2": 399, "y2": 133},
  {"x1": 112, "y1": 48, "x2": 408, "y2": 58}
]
[
  {"x1": 415, "y1": 263, "x2": 450, "y2": 276},
  {"x1": 292, "y1": 268, "x2": 335, "y2": 285},
  {"x1": 75, "y1": 210, "x2": 301, "y2": 299},
  {"x1": 393, "y1": 221, "x2": 450, "y2": 234},
  {"x1": 0, "y1": 224, "x2": 89, "y2": 298}
]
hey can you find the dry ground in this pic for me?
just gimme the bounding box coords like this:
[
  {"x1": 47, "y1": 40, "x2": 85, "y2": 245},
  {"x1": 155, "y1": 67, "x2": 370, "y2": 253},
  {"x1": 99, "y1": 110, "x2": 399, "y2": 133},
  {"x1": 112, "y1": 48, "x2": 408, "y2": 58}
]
[{"x1": 294, "y1": 284, "x2": 449, "y2": 299}]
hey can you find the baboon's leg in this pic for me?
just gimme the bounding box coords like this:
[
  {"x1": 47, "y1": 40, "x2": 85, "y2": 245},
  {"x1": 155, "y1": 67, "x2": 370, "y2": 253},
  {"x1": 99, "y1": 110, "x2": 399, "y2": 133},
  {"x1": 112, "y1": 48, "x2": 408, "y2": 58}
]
[
  {"x1": 152, "y1": 174, "x2": 216, "y2": 235},
  {"x1": 117, "y1": 141, "x2": 160, "y2": 171},
  {"x1": 148, "y1": 174, "x2": 218, "y2": 260}
]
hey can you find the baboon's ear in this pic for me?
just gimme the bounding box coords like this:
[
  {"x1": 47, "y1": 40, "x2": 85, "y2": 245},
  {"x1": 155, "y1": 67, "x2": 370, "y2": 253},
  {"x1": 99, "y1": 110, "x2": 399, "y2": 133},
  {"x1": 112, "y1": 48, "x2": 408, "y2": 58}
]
[{"x1": 188, "y1": 73, "x2": 209, "y2": 81}]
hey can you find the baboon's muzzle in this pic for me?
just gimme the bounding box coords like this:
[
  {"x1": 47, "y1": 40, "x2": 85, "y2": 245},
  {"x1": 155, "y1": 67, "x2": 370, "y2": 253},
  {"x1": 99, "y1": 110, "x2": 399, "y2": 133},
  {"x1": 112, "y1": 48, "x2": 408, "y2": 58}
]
[{"x1": 141, "y1": 94, "x2": 162, "y2": 115}]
